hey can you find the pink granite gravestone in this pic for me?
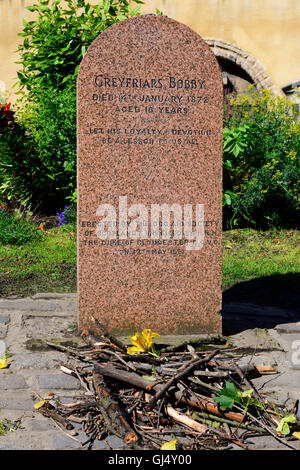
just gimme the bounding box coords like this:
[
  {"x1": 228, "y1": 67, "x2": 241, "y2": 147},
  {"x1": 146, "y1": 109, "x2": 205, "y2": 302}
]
[{"x1": 77, "y1": 14, "x2": 223, "y2": 335}]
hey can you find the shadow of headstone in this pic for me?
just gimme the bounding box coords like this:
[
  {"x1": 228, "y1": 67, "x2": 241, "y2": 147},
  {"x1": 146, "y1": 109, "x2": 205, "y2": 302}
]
[{"x1": 222, "y1": 273, "x2": 300, "y2": 335}]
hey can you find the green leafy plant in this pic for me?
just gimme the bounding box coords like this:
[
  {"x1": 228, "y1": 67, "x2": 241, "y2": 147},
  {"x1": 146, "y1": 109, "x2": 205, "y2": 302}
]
[
  {"x1": 1, "y1": 1, "x2": 144, "y2": 213},
  {"x1": 214, "y1": 381, "x2": 266, "y2": 412},
  {"x1": 223, "y1": 88, "x2": 300, "y2": 230},
  {"x1": 16, "y1": 0, "x2": 144, "y2": 99},
  {"x1": 0, "y1": 209, "x2": 42, "y2": 245},
  {"x1": 0, "y1": 419, "x2": 20, "y2": 436}
]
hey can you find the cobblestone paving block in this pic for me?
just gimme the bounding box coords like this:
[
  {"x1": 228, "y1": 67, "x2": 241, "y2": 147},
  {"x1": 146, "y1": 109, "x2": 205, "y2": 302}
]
[
  {"x1": 11, "y1": 352, "x2": 66, "y2": 369},
  {"x1": 104, "y1": 435, "x2": 129, "y2": 450},
  {"x1": 244, "y1": 435, "x2": 300, "y2": 450},
  {"x1": 0, "y1": 314, "x2": 10, "y2": 324},
  {"x1": 38, "y1": 373, "x2": 81, "y2": 390},
  {"x1": 0, "y1": 339, "x2": 6, "y2": 356},
  {"x1": 275, "y1": 322, "x2": 300, "y2": 334},
  {"x1": 0, "y1": 374, "x2": 27, "y2": 390},
  {"x1": 0, "y1": 324, "x2": 8, "y2": 339},
  {"x1": 0, "y1": 430, "x2": 59, "y2": 450},
  {"x1": 31, "y1": 293, "x2": 77, "y2": 300},
  {"x1": 0, "y1": 300, "x2": 58, "y2": 311},
  {"x1": 29, "y1": 416, "x2": 60, "y2": 432},
  {"x1": 0, "y1": 391, "x2": 35, "y2": 410},
  {"x1": 253, "y1": 370, "x2": 300, "y2": 389},
  {"x1": 51, "y1": 432, "x2": 87, "y2": 450}
]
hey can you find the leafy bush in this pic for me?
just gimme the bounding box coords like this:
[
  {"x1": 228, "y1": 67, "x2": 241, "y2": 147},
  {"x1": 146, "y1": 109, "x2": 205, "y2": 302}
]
[
  {"x1": 16, "y1": 0, "x2": 144, "y2": 99},
  {"x1": 0, "y1": 85, "x2": 76, "y2": 212},
  {"x1": 0, "y1": 208, "x2": 42, "y2": 245},
  {"x1": 223, "y1": 88, "x2": 300, "y2": 229},
  {"x1": 0, "y1": 0, "x2": 143, "y2": 214}
]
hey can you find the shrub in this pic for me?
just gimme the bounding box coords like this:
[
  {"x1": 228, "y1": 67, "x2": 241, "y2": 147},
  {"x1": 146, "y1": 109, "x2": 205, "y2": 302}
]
[
  {"x1": 0, "y1": 86, "x2": 76, "y2": 213},
  {"x1": 16, "y1": 0, "x2": 144, "y2": 99},
  {"x1": 0, "y1": 0, "x2": 143, "y2": 214},
  {"x1": 223, "y1": 88, "x2": 300, "y2": 229}
]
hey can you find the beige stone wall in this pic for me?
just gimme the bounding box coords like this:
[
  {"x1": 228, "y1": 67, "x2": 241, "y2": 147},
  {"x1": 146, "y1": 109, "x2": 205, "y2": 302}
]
[
  {"x1": 1, "y1": 0, "x2": 299, "y2": 101},
  {"x1": 142, "y1": 0, "x2": 300, "y2": 90}
]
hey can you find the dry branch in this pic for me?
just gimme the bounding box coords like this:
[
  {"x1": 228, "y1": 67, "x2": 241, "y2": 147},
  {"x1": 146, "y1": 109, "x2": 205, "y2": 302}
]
[
  {"x1": 166, "y1": 406, "x2": 208, "y2": 434},
  {"x1": 92, "y1": 370, "x2": 138, "y2": 444}
]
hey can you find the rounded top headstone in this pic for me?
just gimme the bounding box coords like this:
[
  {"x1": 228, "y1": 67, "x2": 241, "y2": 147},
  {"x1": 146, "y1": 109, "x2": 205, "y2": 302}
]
[{"x1": 77, "y1": 14, "x2": 223, "y2": 335}]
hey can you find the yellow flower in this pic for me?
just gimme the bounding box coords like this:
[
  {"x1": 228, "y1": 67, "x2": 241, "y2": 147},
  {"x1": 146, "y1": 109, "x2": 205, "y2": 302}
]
[
  {"x1": 33, "y1": 400, "x2": 50, "y2": 410},
  {"x1": 0, "y1": 355, "x2": 10, "y2": 369},
  {"x1": 161, "y1": 439, "x2": 178, "y2": 450},
  {"x1": 127, "y1": 329, "x2": 160, "y2": 356}
]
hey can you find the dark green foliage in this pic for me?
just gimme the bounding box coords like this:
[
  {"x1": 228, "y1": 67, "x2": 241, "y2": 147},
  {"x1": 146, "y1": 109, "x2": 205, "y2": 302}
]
[{"x1": 0, "y1": 84, "x2": 76, "y2": 212}]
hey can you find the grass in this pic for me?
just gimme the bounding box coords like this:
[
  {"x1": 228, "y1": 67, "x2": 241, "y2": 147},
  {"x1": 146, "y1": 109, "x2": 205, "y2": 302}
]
[
  {"x1": 222, "y1": 228, "x2": 299, "y2": 289},
  {"x1": 0, "y1": 225, "x2": 299, "y2": 297},
  {"x1": 0, "y1": 227, "x2": 77, "y2": 296}
]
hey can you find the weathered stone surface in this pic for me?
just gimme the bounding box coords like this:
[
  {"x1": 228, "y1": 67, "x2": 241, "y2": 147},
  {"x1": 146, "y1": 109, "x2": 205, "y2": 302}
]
[
  {"x1": 0, "y1": 300, "x2": 57, "y2": 311},
  {"x1": 77, "y1": 14, "x2": 223, "y2": 335},
  {"x1": 0, "y1": 374, "x2": 27, "y2": 390},
  {"x1": 0, "y1": 391, "x2": 34, "y2": 410},
  {"x1": 11, "y1": 352, "x2": 66, "y2": 369},
  {"x1": 0, "y1": 324, "x2": 8, "y2": 339},
  {"x1": 0, "y1": 314, "x2": 10, "y2": 324},
  {"x1": 38, "y1": 373, "x2": 81, "y2": 390},
  {"x1": 275, "y1": 322, "x2": 300, "y2": 334}
]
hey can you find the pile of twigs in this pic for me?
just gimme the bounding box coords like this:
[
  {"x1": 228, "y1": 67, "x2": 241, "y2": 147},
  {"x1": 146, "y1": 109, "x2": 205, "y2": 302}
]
[{"x1": 40, "y1": 323, "x2": 300, "y2": 450}]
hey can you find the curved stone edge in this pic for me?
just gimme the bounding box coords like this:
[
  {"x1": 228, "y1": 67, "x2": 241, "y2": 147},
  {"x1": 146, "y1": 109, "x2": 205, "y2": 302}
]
[{"x1": 205, "y1": 37, "x2": 284, "y2": 97}]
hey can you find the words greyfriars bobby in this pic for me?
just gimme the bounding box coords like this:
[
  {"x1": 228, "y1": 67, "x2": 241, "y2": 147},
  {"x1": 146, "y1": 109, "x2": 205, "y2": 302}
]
[{"x1": 77, "y1": 15, "x2": 223, "y2": 335}]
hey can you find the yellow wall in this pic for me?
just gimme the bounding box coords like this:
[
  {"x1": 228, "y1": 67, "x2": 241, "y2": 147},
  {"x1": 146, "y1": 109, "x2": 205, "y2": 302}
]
[
  {"x1": 1, "y1": 0, "x2": 299, "y2": 101},
  {"x1": 141, "y1": 0, "x2": 300, "y2": 89}
]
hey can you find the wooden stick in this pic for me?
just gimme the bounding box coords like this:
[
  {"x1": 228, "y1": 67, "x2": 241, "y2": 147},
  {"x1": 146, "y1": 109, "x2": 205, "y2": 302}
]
[
  {"x1": 166, "y1": 406, "x2": 208, "y2": 434},
  {"x1": 92, "y1": 370, "x2": 138, "y2": 444},
  {"x1": 90, "y1": 316, "x2": 126, "y2": 351},
  {"x1": 38, "y1": 408, "x2": 74, "y2": 430},
  {"x1": 94, "y1": 362, "x2": 247, "y2": 423},
  {"x1": 146, "y1": 350, "x2": 219, "y2": 411}
]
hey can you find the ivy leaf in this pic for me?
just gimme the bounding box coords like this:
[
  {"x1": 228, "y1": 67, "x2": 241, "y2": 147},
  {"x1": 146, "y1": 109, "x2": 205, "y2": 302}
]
[{"x1": 214, "y1": 381, "x2": 238, "y2": 410}]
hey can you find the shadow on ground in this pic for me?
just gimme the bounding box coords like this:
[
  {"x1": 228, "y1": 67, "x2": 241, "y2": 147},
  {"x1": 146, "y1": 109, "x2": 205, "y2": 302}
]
[{"x1": 222, "y1": 273, "x2": 300, "y2": 335}]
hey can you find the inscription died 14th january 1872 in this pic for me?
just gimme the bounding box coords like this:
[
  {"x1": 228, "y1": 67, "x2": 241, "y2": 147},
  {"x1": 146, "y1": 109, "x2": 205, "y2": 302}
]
[{"x1": 77, "y1": 14, "x2": 223, "y2": 335}]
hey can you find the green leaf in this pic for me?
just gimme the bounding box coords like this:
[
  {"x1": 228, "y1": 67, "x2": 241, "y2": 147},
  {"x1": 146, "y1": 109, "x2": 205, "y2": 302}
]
[
  {"x1": 276, "y1": 414, "x2": 297, "y2": 435},
  {"x1": 103, "y1": 0, "x2": 110, "y2": 13},
  {"x1": 214, "y1": 381, "x2": 238, "y2": 410},
  {"x1": 142, "y1": 375, "x2": 157, "y2": 382},
  {"x1": 238, "y1": 388, "x2": 253, "y2": 398}
]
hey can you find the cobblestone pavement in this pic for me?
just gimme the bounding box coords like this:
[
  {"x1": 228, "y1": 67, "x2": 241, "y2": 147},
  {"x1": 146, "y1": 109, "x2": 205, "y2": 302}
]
[{"x1": 0, "y1": 293, "x2": 299, "y2": 450}]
